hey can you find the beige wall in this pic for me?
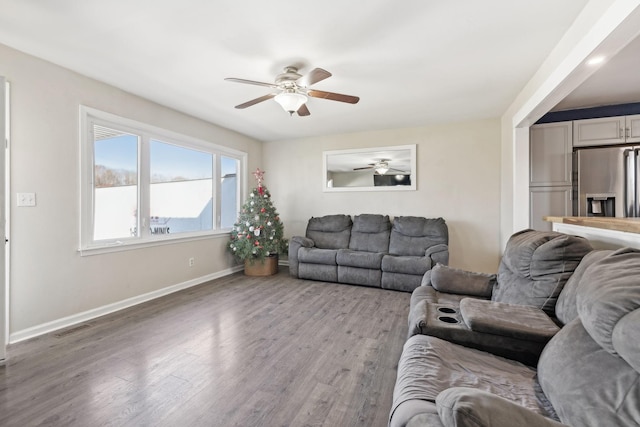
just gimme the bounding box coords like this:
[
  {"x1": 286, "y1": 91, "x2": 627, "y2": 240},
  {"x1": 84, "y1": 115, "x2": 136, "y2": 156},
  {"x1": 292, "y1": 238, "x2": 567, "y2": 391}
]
[
  {"x1": 263, "y1": 120, "x2": 502, "y2": 273},
  {"x1": 0, "y1": 43, "x2": 262, "y2": 338}
]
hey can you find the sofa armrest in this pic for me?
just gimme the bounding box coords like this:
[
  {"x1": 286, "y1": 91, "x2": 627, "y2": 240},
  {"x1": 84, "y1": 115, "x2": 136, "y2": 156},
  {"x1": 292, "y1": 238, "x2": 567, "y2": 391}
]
[
  {"x1": 291, "y1": 235, "x2": 315, "y2": 248},
  {"x1": 459, "y1": 299, "x2": 560, "y2": 343},
  {"x1": 407, "y1": 297, "x2": 429, "y2": 338},
  {"x1": 425, "y1": 244, "x2": 449, "y2": 266},
  {"x1": 430, "y1": 264, "x2": 496, "y2": 298},
  {"x1": 436, "y1": 387, "x2": 567, "y2": 427},
  {"x1": 288, "y1": 236, "x2": 316, "y2": 277},
  {"x1": 421, "y1": 269, "x2": 433, "y2": 287}
]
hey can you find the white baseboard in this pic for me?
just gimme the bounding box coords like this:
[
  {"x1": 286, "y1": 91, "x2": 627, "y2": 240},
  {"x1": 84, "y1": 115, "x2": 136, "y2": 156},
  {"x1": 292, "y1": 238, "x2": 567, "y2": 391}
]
[{"x1": 10, "y1": 265, "x2": 244, "y2": 344}]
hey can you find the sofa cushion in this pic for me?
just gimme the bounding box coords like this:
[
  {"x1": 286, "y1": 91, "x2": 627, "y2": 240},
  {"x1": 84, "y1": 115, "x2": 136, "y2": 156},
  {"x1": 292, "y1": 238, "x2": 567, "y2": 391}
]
[
  {"x1": 554, "y1": 249, "x2": 612, "y2": 326},
  {"x1": 435, "y1": 388, "x2": 565, "y2": 427},
  {"x1": 613, "y1": 309, "x2": 640, "y2": 373},
  {"x1": 576, "y1": 247, "x2": 640, "y2": 360},
  {"x1": 538, "y1": 319, "x2": 640, "y2": 427},
  {"x1": 390, "y1": 335, "x2": 556, "y2": 426},
  {"x1": 298, "y1": 247, "x2": 338, "y2": 265},
  {"x1": 382, "y1": 254, "x2": 432, "y2": 275},
  {"x1": 492, "y1": 229, "x2": 592, "y2": 315},
  {"x1": 336, "y1": 249, "x2": 384, "y2": 269},
  {"x1": 430, "y1": 263, "x2": 495, "y2": 297},
  {"x1": 351, "y1": 213, "x2": 390, "y2": 233},
  {"x1": 389, "y1": 217, "x2": 448, "y2": 256},
  {"x1": 537, "y1": 248, "x2": 640, "y2": 427},
  {"x1": 348, "y1": 214, "x2": 391, "y2": 253},
  {"x1": 305, "y1": 214, "x2": 352, "y2": 249}
]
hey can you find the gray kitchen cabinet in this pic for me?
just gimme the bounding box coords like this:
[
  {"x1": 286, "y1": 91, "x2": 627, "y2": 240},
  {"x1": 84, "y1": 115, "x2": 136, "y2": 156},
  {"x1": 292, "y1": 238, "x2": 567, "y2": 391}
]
[
  {"x1": 573, "y1": 114, "x2": 640, "y2": 146},
  {"x1": 530, "y1": 186, "x2": 572, "y2": 231},
  {"x1": 530, "y1": 122, "x2": 572, "y2": 187},
  {"x1": 629, "y1": 114, "x2": 640, "y2": 142},
  {"x1": 529, "y1": 121, "x2": 573, "y2": 230}
]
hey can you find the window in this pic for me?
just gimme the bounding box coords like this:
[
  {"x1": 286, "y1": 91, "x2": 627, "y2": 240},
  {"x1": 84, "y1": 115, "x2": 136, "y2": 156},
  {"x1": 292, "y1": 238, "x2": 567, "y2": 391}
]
[
  {"x1": 80, "y1": 106, "x2": 246, "y2": 254},
  {"x1": 149, "y1": 140, "x2": 213, "y2": 235},
  {"x1": 220, "y1": 156, "x2": 239, "y2": 229},
  {"x1": 93, "y1": 126, "x2": 139, "y2": 241}
]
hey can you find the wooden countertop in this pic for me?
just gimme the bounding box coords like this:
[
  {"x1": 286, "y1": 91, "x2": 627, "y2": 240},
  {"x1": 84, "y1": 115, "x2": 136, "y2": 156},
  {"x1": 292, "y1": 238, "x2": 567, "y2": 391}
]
[{"x1": 544, "y1": 216, "x2": 640, "y2": 234}]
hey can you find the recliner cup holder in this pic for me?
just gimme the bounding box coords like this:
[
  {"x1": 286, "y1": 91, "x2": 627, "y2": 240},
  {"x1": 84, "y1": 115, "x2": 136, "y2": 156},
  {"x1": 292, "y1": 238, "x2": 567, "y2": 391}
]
[
  {"x1": 437, "y1": 307, "x2": 457, "y2": 314},
  {"x1": 438, "y1": 316, "x2": 459, "y2": 324}
]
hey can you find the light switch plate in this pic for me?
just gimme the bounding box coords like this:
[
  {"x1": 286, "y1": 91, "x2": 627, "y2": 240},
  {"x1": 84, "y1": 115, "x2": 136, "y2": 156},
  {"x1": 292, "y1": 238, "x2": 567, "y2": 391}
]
[{"x1": 17, "y1": 192, "x2": 36, "y2": 207}]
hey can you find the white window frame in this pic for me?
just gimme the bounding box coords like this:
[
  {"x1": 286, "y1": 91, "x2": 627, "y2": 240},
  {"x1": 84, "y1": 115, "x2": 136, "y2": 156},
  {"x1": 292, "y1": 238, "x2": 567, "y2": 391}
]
[{"x1": 79, "y1": 106, "x2": 247, "y2": 255}]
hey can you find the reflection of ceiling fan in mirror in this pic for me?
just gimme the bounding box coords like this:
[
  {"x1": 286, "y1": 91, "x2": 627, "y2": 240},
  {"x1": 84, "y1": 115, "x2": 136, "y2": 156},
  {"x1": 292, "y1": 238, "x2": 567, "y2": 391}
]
[
  {"x1": 353, "y1": 160, "x2": 407, "y2": 175},
  {"x1": 225, "y1": 66, "x2": 359, "y2": 116}
]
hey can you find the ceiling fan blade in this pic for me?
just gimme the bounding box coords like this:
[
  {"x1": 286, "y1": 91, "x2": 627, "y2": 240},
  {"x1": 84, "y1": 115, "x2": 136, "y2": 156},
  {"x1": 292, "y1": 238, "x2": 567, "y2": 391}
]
[
  {"x1": 353, "y1": 166, "x2": 374, "y2": 170},
  {"x1": 297, "y1": 104, "x2": 311, "y2": 116},
  {"x1": 297, "y1": 68, "x2": 332, "y2": 88},
  {"x1": 308, "y1": 89, "x2": 360, "y2": 104},
  {"x1": 225, "y1": 77, "x2": 278, "y2": 89},
  {"x1": 234, "y1": 93, "x2": 277, "y2": 109}
]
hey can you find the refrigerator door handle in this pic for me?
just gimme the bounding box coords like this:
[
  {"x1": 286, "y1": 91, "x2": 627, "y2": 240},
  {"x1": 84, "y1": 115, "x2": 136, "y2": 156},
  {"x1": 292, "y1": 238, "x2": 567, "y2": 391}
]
[{"x1": 624, "y1": 149, "x2": 635, "y2": 217}]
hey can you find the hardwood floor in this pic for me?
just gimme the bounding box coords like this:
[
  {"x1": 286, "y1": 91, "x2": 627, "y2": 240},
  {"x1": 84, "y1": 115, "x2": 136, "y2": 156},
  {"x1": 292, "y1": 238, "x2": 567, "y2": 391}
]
[{"x1": 0, "y1": 268, "x2": 410, "y2": 426}]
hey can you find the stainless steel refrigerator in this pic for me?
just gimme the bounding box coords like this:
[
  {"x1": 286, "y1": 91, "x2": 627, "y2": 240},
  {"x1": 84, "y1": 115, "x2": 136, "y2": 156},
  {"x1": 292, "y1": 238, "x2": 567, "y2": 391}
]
[{"x1": 573, "y1": 145, "x2": 640, "y2": 217}]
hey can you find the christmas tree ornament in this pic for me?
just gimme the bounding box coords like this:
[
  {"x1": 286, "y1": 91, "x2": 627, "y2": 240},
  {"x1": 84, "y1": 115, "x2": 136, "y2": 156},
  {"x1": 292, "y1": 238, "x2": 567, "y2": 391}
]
[{"x1": 253, "y1": 168, "x2": 266, "y2": 196}]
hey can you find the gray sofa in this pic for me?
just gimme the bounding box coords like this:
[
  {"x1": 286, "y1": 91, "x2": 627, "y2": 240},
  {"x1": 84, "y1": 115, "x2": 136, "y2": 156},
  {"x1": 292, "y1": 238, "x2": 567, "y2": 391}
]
[
  {"x1": 407, "y1": 229, "x2": 593, "y2": 365},
  {"x1": 389, "y1": 247, "x2": 640, "y2": 427},
  {"x1": 288, "y1": 214, "x2": 448, "y2": 292}
]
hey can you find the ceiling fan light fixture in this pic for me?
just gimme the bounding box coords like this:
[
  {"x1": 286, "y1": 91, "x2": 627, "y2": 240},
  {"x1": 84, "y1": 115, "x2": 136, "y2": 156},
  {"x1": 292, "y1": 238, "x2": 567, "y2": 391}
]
[
  {"x1": 374, "y1": 161, "x2": 389, "y2": 175},
  {"x1": 274, "y1": 92, "x2": 307, "y2": 115}
]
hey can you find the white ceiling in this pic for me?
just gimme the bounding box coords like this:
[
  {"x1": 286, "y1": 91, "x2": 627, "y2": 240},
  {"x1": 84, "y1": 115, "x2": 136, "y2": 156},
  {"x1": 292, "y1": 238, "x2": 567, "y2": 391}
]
[
  {"x1": 2, "y1": 0, "x2": 636, "y2": 142},
  {"x1": 552, "y1": 31, "x2": 640, "y2": 111}
]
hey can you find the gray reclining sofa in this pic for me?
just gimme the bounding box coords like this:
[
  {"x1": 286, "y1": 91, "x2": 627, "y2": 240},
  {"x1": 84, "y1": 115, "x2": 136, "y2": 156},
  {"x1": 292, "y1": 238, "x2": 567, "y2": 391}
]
[
  {"x1": 407, "y1": 229, "x2": 593, "y2": 365},
  {"x1": 288, "y1": 214, "x2": 448, "y2": 292},
  {"x1": 389, "y1": 246, "x2": 640, "y2": 427}
]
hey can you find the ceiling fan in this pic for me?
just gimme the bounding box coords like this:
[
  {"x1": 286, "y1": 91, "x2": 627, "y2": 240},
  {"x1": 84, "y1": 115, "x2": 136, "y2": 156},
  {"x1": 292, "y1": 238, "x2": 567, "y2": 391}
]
[
  {"x1": 225, "y1": 66, "x2": 359, "y2": 116},
  {"x1": 353, "y1": 160, "x2": 406, "y2": 175}
]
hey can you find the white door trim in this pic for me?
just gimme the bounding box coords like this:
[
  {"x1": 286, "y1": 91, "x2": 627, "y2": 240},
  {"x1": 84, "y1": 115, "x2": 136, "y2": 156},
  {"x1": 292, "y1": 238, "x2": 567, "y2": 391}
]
[{"x1": 1, "y1": 77, "x2": 9, "y2": 363}]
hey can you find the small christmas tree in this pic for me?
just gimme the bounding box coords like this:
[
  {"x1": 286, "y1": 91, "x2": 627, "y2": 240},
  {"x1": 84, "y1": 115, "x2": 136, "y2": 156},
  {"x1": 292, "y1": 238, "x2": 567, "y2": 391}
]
[{"x1": 227, "y1": 168, "x2": 287, "y2": 263}]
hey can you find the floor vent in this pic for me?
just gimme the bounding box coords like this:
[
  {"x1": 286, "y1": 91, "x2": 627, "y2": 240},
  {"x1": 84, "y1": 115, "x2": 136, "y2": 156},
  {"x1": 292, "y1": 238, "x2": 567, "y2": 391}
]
[{"x1": 53, "y1": 324, "x2": 92, "y2": 338}]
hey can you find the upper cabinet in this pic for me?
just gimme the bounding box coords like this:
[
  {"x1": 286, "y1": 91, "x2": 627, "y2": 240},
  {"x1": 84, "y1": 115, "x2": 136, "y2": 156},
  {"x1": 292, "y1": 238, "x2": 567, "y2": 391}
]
[
  {"x1": 573, "y1": 114, "x2": 640, "y2": 147},
  {"x1": 629, "y1": 115, "x2": 640, "y2": 141},
  {"x1": 530, "y1": 121, "x2": 572, "y2": 187}
]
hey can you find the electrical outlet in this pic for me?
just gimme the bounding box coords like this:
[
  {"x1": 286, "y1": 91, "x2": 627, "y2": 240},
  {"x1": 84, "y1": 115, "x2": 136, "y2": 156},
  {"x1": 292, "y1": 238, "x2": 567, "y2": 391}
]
[
  {"x1": 188, "y1": 257, "x2": 195, "y2": 267},
  {"x1": 17, "y1": 192, "x2": 36, "y2": 207}
]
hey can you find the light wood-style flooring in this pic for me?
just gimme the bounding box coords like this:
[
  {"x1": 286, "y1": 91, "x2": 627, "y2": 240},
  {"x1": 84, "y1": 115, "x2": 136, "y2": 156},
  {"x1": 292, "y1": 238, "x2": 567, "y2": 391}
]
[{"x1": 0, "y1": 268, "x2": 410, "y2": 426}]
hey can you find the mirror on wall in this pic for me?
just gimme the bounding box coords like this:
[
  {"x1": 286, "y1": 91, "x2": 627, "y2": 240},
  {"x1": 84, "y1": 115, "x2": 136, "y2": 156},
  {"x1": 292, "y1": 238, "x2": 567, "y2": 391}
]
[{"x1": 323, "y1": 144, "x2": 416, "y2": 192}]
